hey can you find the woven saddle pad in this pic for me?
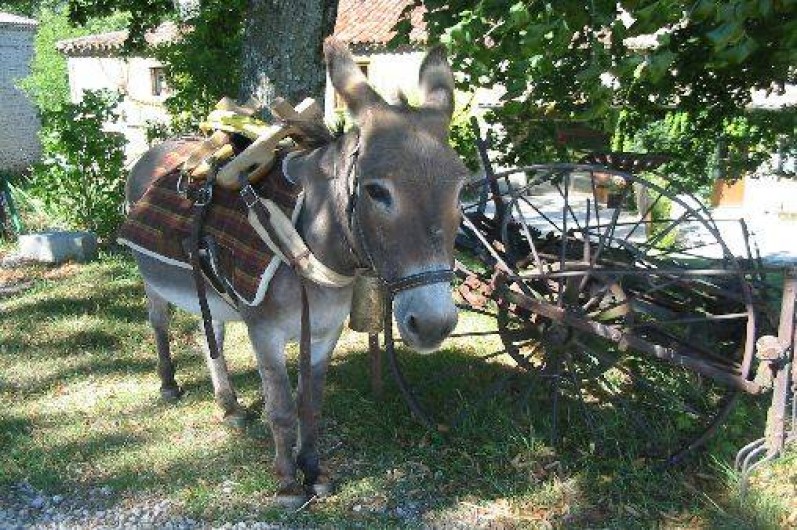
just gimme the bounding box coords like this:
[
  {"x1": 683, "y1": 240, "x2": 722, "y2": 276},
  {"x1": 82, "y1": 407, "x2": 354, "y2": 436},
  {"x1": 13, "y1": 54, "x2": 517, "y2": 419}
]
[{"x1": 119, "y1": 148, "x2": 302, "y2": 306}]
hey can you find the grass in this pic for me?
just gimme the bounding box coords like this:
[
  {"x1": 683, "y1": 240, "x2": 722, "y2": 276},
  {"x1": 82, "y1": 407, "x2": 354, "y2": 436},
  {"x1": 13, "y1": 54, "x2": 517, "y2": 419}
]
[{"x1": 1, "y1": 250, "x2": 795, "y2": 528}]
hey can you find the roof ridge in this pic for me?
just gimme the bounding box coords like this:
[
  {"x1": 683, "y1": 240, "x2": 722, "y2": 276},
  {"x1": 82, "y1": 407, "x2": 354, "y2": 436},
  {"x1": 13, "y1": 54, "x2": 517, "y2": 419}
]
[{"x1": 0, "y1": 11, "x2": 38, "y2": 26}]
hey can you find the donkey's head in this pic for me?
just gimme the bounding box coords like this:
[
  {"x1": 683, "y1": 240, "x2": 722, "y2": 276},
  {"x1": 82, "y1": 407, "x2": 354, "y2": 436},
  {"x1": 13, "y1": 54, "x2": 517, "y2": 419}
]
[{"x1": 325, "y1": 38, "x2": 467, "y2": 352}]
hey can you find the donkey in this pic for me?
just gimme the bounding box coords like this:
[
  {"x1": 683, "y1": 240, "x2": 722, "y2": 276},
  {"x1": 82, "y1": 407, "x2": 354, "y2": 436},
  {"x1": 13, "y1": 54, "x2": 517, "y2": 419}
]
[{"x1": 125, "y1": 38, "x2": 467, "y2": 504}]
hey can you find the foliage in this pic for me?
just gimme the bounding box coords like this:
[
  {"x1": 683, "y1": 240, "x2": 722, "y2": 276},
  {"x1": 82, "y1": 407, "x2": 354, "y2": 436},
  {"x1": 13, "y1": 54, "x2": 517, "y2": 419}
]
[
  {"x1": 448, "y1": 100, "x2": 481, "y2": 172},
  {"x1": 16, "y1": 5, "x2": 129, "y2": 117},
  {"x1": 152, "y1": 0, "x2": 247, "y2": 134},
  {"x1": 0, "y1": 0, "x2": 42, "y2": 16},
  {"x1": 396, "y1": 1, "x2": 797, "y2": 188},
  {"x1": 29, "y1": 90, "x2": 126, "y2": 238},
  {"x1": 626, "y1": 110, "x2": 796, "y2": 194},
  {"x1": 67, "y1": 0, "x2": 173, "y2": 49}
]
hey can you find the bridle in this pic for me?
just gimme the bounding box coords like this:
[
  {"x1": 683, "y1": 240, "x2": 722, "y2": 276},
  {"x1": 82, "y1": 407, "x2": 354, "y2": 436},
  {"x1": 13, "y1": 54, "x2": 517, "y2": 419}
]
[
  {"x1": 337, "y1": 134, "x2": 457, "y2": 431},
  {"x1": 340, "y1": 134, "x2": 455, "y2": 298}
]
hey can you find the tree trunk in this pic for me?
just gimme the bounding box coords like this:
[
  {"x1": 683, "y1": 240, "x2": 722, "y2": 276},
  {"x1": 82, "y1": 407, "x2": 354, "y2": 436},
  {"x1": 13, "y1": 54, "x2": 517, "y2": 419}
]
[{"x1": 239, "y1": 0, "x2": 339, "y2": 112}]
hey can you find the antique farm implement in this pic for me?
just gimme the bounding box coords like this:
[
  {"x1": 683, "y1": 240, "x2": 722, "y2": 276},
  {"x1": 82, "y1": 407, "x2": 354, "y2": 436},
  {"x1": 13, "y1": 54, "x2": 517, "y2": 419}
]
[{"x1": 376, "y1": 124, "x2": 796, "y2": 469}]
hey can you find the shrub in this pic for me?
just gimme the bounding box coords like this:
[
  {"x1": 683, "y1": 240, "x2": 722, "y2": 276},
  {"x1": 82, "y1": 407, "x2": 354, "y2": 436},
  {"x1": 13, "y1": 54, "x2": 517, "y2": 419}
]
[{"x1": 29, "y1": 90, "x2": 127, "y2": 239}]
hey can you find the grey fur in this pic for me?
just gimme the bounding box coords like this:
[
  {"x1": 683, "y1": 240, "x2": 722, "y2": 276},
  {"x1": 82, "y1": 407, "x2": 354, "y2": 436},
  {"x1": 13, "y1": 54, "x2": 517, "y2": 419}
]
[{"x1": 125, "y1": 39, "x2": 467, "y2": 502}]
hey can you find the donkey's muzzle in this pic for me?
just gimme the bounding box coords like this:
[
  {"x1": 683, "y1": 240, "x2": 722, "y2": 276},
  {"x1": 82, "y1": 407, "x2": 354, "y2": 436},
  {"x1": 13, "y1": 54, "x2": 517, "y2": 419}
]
[{"x1": 393, "y1": 280, "x2": 458, "y2": 352}]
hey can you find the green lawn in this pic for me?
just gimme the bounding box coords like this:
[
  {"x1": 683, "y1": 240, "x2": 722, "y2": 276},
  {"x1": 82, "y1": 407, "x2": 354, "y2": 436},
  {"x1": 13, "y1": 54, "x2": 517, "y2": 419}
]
[{"x1": 0, "y1": 252, "x2": 794, "y2": 528}]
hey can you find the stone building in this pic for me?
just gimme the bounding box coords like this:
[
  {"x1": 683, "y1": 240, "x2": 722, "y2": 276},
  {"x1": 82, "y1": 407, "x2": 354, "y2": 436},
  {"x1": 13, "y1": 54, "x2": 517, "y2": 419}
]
[
  {"x1": 55, "y1": 22, "x2": 180, "y2": 161},
  {"x1": 54, "y1": 0, "x2": 457, "y2": 159},
  {"x1": 0, "y1": 12, "x2": 40, "y2": 173}
]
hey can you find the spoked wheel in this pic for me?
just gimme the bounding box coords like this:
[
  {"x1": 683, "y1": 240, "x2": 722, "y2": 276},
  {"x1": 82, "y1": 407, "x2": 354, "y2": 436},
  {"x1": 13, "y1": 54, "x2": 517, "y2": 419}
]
[{"x1": 464, "y1": 165, "x2": 763, "y2": 463}]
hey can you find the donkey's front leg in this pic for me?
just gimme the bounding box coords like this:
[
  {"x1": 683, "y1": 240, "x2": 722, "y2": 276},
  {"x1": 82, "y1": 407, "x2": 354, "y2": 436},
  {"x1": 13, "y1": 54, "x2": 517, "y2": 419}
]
[
  {"x1": 245, "y1": 325, "x2": 303, "y2": 504},
  {"x1": 296, "y1": 329, "x2": 342, "y2": 496},
  {"x1": 200, "y1": 320, "x2": 247, "y2": 428}
]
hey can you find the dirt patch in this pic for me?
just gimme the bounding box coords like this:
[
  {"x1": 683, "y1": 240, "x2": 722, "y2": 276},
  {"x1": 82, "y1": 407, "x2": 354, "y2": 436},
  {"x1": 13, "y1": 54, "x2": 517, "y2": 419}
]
[{"x1": 0, "y1": 252, "x2": 81, "y2": 297}]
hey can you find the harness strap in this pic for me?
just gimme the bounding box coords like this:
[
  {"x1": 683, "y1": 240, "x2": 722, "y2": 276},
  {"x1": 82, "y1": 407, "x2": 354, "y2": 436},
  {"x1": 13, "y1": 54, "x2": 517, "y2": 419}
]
[
  {"x1": 188, "y1": 180, "x2": 222, "y2": 360},
  {"x1": 239, "y1": 177, "x2": 354, "y2": 288},
  {"x1": 386, "y1": 270, "x2": 454, "y2": 295},
  {"x1": 382, "y1": 268, "x2": 455, "y2": 432},
  {"x1": 297, "y1": 279, "x2": 316, "y2": 484},
  {"x1": 239, "y1": 173, "x2": 316, "y2": 475}
]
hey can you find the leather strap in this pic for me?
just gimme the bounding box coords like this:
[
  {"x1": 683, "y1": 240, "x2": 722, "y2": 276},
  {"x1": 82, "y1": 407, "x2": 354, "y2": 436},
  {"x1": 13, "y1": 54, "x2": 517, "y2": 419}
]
[
  {"x1": 239, "y1": 174, "x2": 354, "y2": 288},
  {"x1": 297, "y1": 279, "x2": 314, "y2": 482},
  {"x1": 386, "y1": 270, "x2": 454, "y2": 295},
  {"x1": 188, "y1": 181, "x2": 221, "y2": 360}
]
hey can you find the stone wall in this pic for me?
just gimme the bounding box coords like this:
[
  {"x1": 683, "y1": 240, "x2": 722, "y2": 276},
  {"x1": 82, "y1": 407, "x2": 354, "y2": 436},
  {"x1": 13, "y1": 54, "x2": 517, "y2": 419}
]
[{"x1": 0, "y1": 23, "x2": 40, "y2": 173}]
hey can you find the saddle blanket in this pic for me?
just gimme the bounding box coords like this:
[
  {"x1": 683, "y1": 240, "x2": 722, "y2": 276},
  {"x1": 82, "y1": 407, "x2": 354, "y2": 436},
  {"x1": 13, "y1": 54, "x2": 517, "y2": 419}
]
[{"x1": 118, "y1": 149, "x2": 302, "y2": 306}]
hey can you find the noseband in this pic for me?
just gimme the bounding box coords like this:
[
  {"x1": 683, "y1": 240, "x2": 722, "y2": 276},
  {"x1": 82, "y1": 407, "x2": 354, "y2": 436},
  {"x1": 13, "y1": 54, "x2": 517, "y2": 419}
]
[{"x1": 341, "y1": 137, "x2": 455, "y2": 296}]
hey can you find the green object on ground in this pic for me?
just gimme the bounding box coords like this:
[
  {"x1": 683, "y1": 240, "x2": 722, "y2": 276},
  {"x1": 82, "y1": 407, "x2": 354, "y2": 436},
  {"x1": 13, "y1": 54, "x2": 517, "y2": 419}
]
[{"x1": 0, "y1": 173, "x2": 24, "y2": 235}]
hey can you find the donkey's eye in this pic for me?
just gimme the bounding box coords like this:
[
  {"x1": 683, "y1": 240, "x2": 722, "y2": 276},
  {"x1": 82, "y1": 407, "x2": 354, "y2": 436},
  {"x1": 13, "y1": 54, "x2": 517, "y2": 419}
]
[{"x1": 364, "y1": 183, "x2": 393, "y2": 208}]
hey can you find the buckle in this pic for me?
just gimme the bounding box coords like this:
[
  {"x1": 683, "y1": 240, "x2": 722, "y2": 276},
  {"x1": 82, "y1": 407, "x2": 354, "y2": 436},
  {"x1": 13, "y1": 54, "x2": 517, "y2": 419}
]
[
  {"x1": 240, "y1": 184, "x2": 259, "y2": 208},
  {"x1": 176, "y1": 170, "x2": 189, "y2": 197},
  {"x1": 194, "y1": 182, "x2": 213, "y2": 206}
]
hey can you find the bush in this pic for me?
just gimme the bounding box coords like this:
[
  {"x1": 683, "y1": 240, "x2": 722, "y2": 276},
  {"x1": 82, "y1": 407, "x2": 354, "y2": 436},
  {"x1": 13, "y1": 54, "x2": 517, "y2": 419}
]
[{"x1": 29, "y1": 90, "x2": 127, "y2": 239}]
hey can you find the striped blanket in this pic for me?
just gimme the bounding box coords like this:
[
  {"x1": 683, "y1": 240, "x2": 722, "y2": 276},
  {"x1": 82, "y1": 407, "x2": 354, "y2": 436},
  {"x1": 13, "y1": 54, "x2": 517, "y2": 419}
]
[{"x1": 119, "y1": 152, "x2": 302, "y2": 306}]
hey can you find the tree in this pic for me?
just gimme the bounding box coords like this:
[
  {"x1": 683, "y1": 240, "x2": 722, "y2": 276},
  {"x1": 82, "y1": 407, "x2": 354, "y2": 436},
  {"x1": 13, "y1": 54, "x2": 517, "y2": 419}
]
[
  {"x1": 66, "y1": 0, "x2": 340, "y2": 112},
  {"x1": 397, "y1": 1, "x2": 796, "y2": 191}
]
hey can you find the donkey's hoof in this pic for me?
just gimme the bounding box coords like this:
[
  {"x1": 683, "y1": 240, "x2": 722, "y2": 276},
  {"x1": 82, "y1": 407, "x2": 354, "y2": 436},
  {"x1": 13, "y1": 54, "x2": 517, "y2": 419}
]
[
  {"x1": 309, "y1": 478, "x2": 334, "y2": 498},
  {"x1": 274, "y1": 483, "x2": 308, "y2": 510},
  {"x1": 222, "y1": 408, "x2": 248, "y2": 430},
  {"x1": 160, "y1": 385, "x2": 184, "y2": 402}
]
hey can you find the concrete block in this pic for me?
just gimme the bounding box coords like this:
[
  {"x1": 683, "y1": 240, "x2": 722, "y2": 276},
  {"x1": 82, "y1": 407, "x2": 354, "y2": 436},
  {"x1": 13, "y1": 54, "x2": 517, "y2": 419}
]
[{"x1": 18, "y1": 231, "x2": 98, "y2": 264}]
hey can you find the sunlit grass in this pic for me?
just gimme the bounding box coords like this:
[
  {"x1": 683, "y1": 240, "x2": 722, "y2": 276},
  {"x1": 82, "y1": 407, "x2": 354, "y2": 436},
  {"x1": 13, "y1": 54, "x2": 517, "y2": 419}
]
[{"x1": 0, "y1": 252, "x2": 794, "y2": 527}]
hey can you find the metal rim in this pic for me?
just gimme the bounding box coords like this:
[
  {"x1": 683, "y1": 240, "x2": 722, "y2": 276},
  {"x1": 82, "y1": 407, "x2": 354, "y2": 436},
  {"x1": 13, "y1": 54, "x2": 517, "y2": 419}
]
[{"x1": 460, "y1": 165, "x2": 761, "y2": 461}]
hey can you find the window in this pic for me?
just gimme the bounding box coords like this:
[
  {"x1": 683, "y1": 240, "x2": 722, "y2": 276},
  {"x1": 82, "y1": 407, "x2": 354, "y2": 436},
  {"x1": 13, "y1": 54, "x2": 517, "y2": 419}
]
[
  {"x1": 334, "y1": 61, "x2": 369, "y2": 110},
  {"x1": 150, "y1": 67, "x2": 170, "y2": 97}
]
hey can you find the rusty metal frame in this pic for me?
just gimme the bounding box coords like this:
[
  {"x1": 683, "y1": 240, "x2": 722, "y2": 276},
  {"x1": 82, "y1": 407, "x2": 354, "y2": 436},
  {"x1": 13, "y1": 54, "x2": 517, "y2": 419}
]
[
  {"x1": 736, "y1": 267, "x2": 796, "y2": 491},
  {"x1": 373, "y1": 141, "x2": 797, "y2": 467}
]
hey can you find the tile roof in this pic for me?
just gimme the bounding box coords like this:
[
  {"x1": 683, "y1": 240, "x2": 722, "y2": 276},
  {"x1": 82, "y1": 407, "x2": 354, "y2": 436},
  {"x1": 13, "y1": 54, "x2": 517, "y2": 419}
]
[
  {"x1": 0, "y1": 12, "x2": 38, "y2": 27},
  {"x1": 334, "y1": 0, "x2": 425, "y2": 49},
  {"x1": 57, "y1": 0, "x2": 424, "y2": 56},
  {"x1": 55, "y1": 22, "x2": 181, "y2": 56}
]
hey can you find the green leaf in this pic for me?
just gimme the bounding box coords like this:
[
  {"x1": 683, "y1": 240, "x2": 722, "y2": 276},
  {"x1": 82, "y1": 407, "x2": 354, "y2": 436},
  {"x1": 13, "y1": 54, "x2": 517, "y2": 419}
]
[
  {"x1": 707, "y1": 21, "x2": 745, "y2": 50},
  {"x1": 646, "y1": 50, "x2": 676, "y2": 83},
  {"x1": 509, "y1": 2, "x2": 530, "y2": 27},
  {"x1": 691, "y1": 0, "x2": 716, "y2": 20},
  {"x1": 715, "y1": 37, "x2": 759, "y2": 65}
]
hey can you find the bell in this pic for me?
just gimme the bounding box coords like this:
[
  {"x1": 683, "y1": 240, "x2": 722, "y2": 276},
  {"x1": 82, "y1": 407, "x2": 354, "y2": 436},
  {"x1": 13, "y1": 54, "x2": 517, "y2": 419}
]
[{"x1": 349, "y1": 271, "x2": 385, "y2": 333}]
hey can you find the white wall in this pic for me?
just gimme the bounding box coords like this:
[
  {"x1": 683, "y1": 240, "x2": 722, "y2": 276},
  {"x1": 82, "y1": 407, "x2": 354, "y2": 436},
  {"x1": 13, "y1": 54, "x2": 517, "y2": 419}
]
[
  {"x1": 66, "y1": 55, "x2": 170, "y2": 160},
  {"x1": 325, "y1": 51, "x2": 425, "y2": 120},
  {"x1": 0, "y1": 23, "x2": 40, "y2": 172}
]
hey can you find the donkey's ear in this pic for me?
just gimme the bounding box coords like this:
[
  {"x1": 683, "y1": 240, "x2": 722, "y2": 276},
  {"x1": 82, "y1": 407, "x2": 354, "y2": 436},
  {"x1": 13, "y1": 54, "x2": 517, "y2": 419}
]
[
  {"x1": 324, "y1": 37, "x2": 385, "y2": 121},
  {"x1": 419, "y1": 46, "x2": 455, "y2": 122}
]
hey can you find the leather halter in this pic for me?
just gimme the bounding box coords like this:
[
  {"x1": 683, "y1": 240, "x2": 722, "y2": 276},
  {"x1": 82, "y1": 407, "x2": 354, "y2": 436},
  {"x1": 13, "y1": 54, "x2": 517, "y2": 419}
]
[{"x1": 341, "y1": 135, "x2": 455, "y2": 296}]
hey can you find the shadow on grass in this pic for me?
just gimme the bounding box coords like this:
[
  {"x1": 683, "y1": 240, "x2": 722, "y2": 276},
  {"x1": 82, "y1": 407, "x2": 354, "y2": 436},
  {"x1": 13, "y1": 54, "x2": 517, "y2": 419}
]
[
  {"x1": 0, "y1": 257, "x2": 783, "y2": 527},
  {"x1": 1, "y1": 335, "x2": 779, "y2": 528}
]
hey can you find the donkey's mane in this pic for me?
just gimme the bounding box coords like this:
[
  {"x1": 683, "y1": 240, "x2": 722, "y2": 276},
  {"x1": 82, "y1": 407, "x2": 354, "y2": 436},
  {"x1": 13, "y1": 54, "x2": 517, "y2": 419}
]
[{"x1": 286, "y1": 118, "x2": 346, "y2": 149}]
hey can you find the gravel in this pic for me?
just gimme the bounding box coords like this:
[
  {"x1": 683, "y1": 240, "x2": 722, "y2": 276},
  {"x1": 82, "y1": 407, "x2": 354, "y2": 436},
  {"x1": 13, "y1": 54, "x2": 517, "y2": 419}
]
[{"x1": 0, "y1": 482, "x2": 283, "y2": 529}]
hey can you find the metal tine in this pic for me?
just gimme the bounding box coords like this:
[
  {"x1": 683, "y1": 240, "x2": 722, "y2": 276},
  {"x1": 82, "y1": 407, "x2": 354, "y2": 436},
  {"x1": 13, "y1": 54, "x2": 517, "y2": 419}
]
[
  {"x1": 735, "y1": 438, "x2": 765, "y2": 470},
  {"x1": 511, "y1": 197, "x2": 547, "y2": 286},
  {"x1": 741, "y1": 443, "x2": 771, "y2": 474},
  {"x1": 449, "y1": 370, "x2": 515, "y2": 430},
  {"x1": 739, "y1": 450, "x2": 780, "y2": 496},
  {"x1": 565, "y1": 355, "x2": 600, "y2": 439},
  {"x1": 558, "y1": 171, "x2": 570, "y2": 307}
]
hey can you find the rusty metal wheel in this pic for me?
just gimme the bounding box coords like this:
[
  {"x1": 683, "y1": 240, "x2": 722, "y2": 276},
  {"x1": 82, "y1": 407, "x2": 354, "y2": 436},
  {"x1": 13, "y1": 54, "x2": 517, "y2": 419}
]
[{"x1": 460, "y1": 165, "x2": 765, "y2": 463}]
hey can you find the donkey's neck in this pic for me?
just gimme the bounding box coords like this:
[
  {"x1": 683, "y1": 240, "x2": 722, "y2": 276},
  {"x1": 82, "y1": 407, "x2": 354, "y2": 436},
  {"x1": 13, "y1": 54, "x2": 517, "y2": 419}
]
[{"x1": 289, "y1": 137, "x2": 360, "y2": 277}]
